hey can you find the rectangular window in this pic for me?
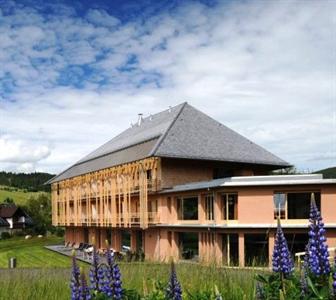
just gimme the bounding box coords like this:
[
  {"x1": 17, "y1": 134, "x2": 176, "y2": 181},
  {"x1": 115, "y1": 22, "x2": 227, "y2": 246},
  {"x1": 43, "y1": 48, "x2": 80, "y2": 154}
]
[
  {"x1": 273, "y1": 193, "x2": 286, "y2": 219},
  {"x1": 177, "y1": 196, "x2": 198, "y2": 220},
  {"x1": 204, "y1": 194, "x2": 214, "y2": 220},
  {"x1": 221, "y1": 193, "x2": 238, "y2": 220},
  {"x1": 273, "y1": 192, "x2": 321, "y2": 219}
]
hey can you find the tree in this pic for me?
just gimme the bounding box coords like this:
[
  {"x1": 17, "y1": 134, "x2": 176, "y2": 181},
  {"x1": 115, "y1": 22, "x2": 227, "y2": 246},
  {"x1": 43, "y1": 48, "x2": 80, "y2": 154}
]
[{"x1": 23, "y1": 193, "x2": 53, "y2": 235}]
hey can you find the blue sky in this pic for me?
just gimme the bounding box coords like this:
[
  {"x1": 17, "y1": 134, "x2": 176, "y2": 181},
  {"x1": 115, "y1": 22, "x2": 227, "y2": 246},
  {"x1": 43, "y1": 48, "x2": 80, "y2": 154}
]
[{"x1": 0, "y1": 0, "x2": 335, "y2": 174}]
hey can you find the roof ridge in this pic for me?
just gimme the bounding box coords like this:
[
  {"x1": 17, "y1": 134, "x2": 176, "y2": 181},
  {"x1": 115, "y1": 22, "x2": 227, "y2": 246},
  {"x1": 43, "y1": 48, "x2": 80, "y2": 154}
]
[{"x1": 149, "y1": 102, "x2": 188, "y2": 156}]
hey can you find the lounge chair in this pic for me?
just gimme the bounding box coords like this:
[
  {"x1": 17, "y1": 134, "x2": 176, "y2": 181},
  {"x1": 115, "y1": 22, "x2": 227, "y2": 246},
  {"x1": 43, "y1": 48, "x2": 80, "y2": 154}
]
[{"x1": 75, "y1": 243, "x2": 84, "y2": 250}]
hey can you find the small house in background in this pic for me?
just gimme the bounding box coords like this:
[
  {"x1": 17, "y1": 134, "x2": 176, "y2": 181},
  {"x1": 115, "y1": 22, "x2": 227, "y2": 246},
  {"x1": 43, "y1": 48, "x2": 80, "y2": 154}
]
[
  {"x1": 0, "y1": 203, "x2": 33, "y2": 234},
  {"x1": 0, "y1": 216, "x2": 10, "y2": 235}
]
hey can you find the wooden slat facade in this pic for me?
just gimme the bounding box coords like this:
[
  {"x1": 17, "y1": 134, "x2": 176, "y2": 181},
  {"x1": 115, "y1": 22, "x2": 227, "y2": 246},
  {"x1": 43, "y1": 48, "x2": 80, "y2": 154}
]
[{"x1": 51, "y1": 157, "x2": 160, "y2": 229}]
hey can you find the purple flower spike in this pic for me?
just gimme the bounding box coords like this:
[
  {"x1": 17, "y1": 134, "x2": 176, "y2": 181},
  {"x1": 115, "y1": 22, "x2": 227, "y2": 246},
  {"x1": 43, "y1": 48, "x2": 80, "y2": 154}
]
[
  {"x1": 105, "y1": 246, "x2": 123, "y2": 300},
  {"x1": 89, "y1": 247, "x2": 100, "y2": 292},
  {"x1": 79, "y1": 270, "x2": 91, "y2": 300},
  {"x1": 307, "y1": 194, "x2": 330, "y2": 276},
  {"x1": 166, "y1": 262, "x2": 182, "y2": 300},
  {"x1": 333, "y1": 253, "x2": 336, "y2": 296},
  {"x1": 70, "y1": 251, "x2": 80, "y2": 300},
  {"x1": 272, "y1": 218, "x2": 294, "y2": 277}
]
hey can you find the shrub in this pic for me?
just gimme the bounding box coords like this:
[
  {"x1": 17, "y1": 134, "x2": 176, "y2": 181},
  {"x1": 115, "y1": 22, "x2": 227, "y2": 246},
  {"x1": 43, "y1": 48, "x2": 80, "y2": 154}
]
[{"x1": 1, "y1": 231, "x2": 11, "y2": 239}]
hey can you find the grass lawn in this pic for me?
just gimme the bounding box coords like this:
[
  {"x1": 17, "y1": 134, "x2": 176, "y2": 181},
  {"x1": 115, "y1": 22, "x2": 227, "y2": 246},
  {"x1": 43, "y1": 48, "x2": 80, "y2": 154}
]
[
  {"x1": 0, "y1": 185, "x2": 45, "y2": 206},
  {"x1": 0, "y1": 236, "x2": 71, "y2": 268}
]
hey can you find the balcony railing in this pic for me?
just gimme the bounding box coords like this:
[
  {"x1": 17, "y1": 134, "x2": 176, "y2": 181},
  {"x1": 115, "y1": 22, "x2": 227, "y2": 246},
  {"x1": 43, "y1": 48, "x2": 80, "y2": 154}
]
[{"x1": 58, "y1": 212, "x2": 160, "y2": 226}]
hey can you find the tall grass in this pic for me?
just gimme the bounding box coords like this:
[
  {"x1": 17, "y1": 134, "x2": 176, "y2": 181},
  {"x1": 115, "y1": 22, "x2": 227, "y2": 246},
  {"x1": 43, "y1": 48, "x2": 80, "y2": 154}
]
[{"x1": 0, "y1": 262, "x2": 259, "y2": 300}]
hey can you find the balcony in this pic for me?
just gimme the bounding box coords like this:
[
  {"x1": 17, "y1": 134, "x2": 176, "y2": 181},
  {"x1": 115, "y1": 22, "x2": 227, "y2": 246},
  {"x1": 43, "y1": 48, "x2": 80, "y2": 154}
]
[{"x1": 58, "y1": 212, "x2": 160, "y2": 227}]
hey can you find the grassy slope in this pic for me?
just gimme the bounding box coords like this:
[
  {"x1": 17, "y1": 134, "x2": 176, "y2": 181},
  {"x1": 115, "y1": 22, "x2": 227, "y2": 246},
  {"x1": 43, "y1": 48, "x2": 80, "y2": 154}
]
[
  {"x1": 0, "y1": 236, "x2": 71, "y2": 268},
  {"x1": 314, "y1": 166, "x2": 336, "y2": 179},
  {"x1": 0, "y1": 186, "x2": 45, "y2": 206}
]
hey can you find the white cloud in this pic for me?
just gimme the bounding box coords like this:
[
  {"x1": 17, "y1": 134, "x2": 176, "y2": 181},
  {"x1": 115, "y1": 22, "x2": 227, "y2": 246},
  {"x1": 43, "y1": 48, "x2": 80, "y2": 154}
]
[
  {"x1": 0, "y1": 0, "x2": 335, "y2": 173},
  {"x1": 0, "y1": 134, "x2": 51, "y2": 164}
]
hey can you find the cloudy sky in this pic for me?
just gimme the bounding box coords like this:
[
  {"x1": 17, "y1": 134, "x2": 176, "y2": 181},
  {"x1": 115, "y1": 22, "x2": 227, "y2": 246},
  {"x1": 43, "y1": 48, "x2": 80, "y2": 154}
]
[{"x1": 0, "y1": 0, "x2": 335, "y2": 174}]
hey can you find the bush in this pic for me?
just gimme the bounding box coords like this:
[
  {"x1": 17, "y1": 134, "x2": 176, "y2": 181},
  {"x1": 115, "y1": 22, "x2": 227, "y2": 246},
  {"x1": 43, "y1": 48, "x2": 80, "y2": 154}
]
[{"x1": 1, "y1": 232, "x2": 11, "y2": 239}]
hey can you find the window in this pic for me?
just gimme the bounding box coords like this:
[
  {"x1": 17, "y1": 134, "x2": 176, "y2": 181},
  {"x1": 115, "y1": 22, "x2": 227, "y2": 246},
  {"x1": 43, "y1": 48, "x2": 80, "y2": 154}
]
[
  {"x1": 273, "y1": 192, "x2": 321, "y2": 219},
  {"x1": 221, "y1": 193, "x2": 238, "y2": 220},
  {"x1": 204, "y1": 194, "x2": 214, "y2": 220},
  {"x1": 177, "y1": 196, "x2": 198, "y2": 220},
  {"x1": 213, "y1": 168, "x2": 233, "y2": 179},
  {"x1": 273, "y1": 193, "x2": 286, "y2": 219}
]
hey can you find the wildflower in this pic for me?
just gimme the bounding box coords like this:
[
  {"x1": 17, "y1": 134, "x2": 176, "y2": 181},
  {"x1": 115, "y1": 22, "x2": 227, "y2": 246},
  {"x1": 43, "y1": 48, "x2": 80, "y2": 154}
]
[
  {"x1": 106, "y1": 245, "x2": 123, "y2": 300},
  {"x1": 307, "y1": 194, "x2": 330, "y2": 276},
  {"x1": 272, "y1": 218, "x2": 294, "y2": 277},
  {"x1": 70, "y1": 250, "x2": 80, "y2": 300},
  {"x1": 166, "y1": 262, "x2": 182, "y2": 300},
  {"x1": 89, "y1": 247, "x2": 105, "y2": 293},
  {"x1": 79, "y1": 269, "x2": 91, "y2": 300},
  {"x1": 333, "y1": 254, "x2": 336, "y2": 296}
]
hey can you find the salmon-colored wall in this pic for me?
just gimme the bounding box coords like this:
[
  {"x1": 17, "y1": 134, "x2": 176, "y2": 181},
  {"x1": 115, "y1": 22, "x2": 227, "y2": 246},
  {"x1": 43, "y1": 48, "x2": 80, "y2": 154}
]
[
  {"x1": 238, "y1": 187, "x2": 274, "y2": 224},
  {"x1": 321, "y1": 186, "x2": 336, "y2": 223},
  {"x1": 161, "y1": 159, "x2": 213, "y2": 189}
]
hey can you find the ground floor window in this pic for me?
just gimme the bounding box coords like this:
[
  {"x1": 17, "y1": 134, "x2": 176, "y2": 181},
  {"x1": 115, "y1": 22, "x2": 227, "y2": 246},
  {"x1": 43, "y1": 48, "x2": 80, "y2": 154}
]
[
  {"x1": 178, "y1": 232, "x2": 198, "y2": 260},
  {"x1": 222, "y1": 233, "x2": 238, "y2": 266},
  {"x1": 285, "y1": 233, "x2": 308, "y2": 255},
  {"x1": 121, "y1": 231, "x2": 131, "y2": 251},
  {"x1": 245, "y1": 233, "x2": 268, "y2": 266}
]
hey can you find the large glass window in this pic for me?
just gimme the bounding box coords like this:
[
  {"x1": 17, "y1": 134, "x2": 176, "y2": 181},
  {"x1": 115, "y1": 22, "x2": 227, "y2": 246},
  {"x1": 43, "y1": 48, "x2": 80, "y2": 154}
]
[
  {"x1": 204, "y1": 194, "x2": 214, "y2": 220},
  {"x1": 273, "y1": 192, "x2": 321, "y2": 219},
  {"x1": 221, "y1": 193, "x2": 238, "y2": 220},
  {"x1": 177, "y1": 196, "x2": 198, "y2": 220}
]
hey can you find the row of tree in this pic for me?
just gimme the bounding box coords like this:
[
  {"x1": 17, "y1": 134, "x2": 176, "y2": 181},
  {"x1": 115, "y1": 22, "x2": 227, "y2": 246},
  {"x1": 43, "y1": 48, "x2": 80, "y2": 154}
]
[{"x1": 0, "y1": 171, "x2": 55, "y2": 192}]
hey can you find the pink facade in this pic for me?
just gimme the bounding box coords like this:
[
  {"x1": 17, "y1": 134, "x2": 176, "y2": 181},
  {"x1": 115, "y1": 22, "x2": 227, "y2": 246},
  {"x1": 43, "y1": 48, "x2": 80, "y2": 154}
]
[{"x1": 64, "y1": 177, "x2": 336, "y2": 267}]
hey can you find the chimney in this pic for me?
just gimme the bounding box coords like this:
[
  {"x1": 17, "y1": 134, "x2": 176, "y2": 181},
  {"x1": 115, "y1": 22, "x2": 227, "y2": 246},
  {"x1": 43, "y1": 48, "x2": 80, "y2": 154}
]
[
  {"x1": 137, "y1": 113, "x2": 143, "y2": 126},
  {"x1": 168, "y1": 106, "x2": 172, "y2": 113},
  {"x1": 149, "y1": 114, "x2": 153, "y2": 121}
]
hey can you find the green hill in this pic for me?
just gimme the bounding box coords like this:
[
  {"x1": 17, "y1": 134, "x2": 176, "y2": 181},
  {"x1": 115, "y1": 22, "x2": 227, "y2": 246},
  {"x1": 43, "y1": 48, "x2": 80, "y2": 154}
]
[
  {"x1": 314, "y1": 166, "x2": 336, "y2": 179},
  {"x1": 0, "y1": 185, "x2": 45, "y2": 206}
]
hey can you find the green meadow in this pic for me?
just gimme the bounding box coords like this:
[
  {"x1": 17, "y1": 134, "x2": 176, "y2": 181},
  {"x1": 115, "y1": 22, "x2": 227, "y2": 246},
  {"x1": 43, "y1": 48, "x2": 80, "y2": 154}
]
[
  {"x1": 0, "y1": 185, "x2": 45, "y2": 206},
  {"x1": 0, "y1": 236, "x2": 258, "y2": 300}
]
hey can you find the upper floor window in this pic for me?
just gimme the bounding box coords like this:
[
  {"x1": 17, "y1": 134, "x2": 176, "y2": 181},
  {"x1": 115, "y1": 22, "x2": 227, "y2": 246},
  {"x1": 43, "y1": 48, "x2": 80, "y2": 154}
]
[
  {"x1": 221, "y1": 193, "x2": 238, "y2": 220},
  {"x1": 177, "y1": 196, "x2": 198, "y2": 220},
  {"x1": 204, "y1": 194, "x2": 214, "y2": 220},
  {"x1": 274, "y1": 191, "x2": 321, "y2": 219}
]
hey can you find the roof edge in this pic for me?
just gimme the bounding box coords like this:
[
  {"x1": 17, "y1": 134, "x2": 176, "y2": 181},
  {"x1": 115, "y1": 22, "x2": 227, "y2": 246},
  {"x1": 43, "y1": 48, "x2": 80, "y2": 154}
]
[{"x1": 47, "y1": 137, "x2": 160, "y2": 184}]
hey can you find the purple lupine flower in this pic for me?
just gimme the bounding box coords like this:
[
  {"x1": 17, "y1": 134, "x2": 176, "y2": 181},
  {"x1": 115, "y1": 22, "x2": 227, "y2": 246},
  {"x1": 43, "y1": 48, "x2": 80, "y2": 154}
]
[
  {"x1": 70, "y1": 251, "x2": 80, "y2": 300},
  {"x1": 332, "y1": 254, "x2": 336, "y2": 296},
  {"x1": 89, "y1": 247, "x2": 105, "y2": 293},
  {"x1": 105, "y1": 246, "x2": 123, "y2": 300},
  {"x1": 79, "y1": 270, "x2": 91, "y2": 300},
  {"x1": 307, "y1": 195, "x2": 330, "y2": 276},
  {"x1": 166, "y1": 262, "x2": 182, "y2": 300},
  {"x1": 272, "y1": 218, "x2": 294, "y2": 277}
]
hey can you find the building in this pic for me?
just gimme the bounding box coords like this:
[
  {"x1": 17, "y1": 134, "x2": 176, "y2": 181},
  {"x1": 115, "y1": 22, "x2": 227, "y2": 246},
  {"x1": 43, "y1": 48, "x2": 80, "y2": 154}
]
[
  {"x1": 0, "y1": 203, "x2": 33, "y2": 234},
  {"x1": 49, "y1": 102, "x2": 336, "y2": 266}
]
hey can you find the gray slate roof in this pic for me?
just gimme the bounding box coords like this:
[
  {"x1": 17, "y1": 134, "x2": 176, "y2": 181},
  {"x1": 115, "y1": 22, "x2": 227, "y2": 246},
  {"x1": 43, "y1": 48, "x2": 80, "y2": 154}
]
[{"x1": 49, "y1": 102, "x2": 289, "y2": 183}]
